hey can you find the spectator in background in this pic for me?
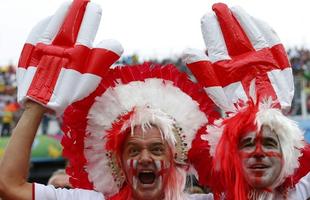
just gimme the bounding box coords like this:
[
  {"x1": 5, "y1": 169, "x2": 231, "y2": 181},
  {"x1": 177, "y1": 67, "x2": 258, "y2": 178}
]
[
  {"x1": 41, "y1": 114, "x2": 51, "y2": 135},
  {"x1": 48, "y1": 169, "x2": 72, "y2": 189},
  {"x1": 1, "y1": 101, "x2": 13, "y2": 136},
  {"x1": 0, "y1": 72, "x2": 5, "y2": 94}
]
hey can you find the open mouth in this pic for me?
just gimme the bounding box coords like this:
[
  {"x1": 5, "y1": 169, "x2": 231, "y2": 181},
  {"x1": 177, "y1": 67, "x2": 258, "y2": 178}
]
[{"x1": 138, "y1": 171, "x2": 156, "y2": 184}]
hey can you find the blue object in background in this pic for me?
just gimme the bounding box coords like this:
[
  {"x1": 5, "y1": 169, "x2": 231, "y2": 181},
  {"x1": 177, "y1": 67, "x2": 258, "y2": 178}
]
[{"x1": 295, "y1": 119, "x2": 310, "y2": 143}]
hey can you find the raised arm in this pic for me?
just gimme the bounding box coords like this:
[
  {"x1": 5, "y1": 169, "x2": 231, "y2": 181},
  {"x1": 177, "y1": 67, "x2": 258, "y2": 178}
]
[{"x1": 0, "y1": 101, "x2": 46, "y2": 199}]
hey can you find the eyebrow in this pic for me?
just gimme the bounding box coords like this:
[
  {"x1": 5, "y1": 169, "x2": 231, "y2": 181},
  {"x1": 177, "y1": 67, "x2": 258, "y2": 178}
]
[
  {"x1": 239, "y1": 137, "x2": 253, "y2": 144},
  {"x1": 125, "y1": 142, "x2": 140, "y2": 147},
  {"x1": 263, "y1": 136, "x2": 278, "y2": 143},
  {"x1": 125, "y1": 141, "x2": 165, "y2": 147}
]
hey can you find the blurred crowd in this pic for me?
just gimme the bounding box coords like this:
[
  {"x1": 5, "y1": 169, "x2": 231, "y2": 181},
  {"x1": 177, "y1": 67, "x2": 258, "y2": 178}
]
[
  {"x1": 0, "y1": 65, "x2": 20, "y2": 137},
  {"x1": 289, "y1": 47, "x2": 310, "y2": 72},
  {"x1": 287, "y1": 48, "x2": 310, "y2": 115}
]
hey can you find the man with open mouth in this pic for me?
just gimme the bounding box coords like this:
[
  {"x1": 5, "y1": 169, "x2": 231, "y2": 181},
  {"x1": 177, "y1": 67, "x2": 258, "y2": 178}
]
[{"x1": 121, "y1": 126, "x2": 171, "y2": 200}]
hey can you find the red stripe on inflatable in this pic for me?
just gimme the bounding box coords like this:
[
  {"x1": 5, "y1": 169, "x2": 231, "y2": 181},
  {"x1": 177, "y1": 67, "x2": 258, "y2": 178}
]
[
  {"x1": 36, "y1": 43, "x2": 119, "y2": 77},
  {"x1": 84, "y1": 47, "x2": 120, "y2": 77},
  {"x1": 271, "y1": 44, "x2": 291, "y2": 69},
  {"x1": 18, "y1": 44, "x2": 35, "y2": 68},
  {"x1": 240, "y1": 72, "x2": 278, "y2": 105},
  {"x1": 211, "y1": 47, "x2": 284, "y2": 104},
  {"x1": 27, "y1": 55, "x2": 68, "y2": 104},
  {"x1": 187, "y1": 61, "x2": 220, "y2": 87},
  {"x1": 252, "y1": 72, "x2": 279, "y2": 105},
  {"x1": 52, "y1": 0, "x2": 89, "y2": 47},
  {"x1": 213, "y1": 48, "x2": 278, "y2": 87},
  {"x1": 212, "y1": 3, "x2": 254, "y2": 57}
]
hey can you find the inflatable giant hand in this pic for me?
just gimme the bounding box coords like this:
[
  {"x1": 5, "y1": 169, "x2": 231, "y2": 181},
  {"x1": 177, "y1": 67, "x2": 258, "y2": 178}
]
[
  {"x1": 17, "y1": 0, "x2": 123, "y2": 116},
  {"x1": 183, "y1": 3, "x2": 292, "y2": 113}
]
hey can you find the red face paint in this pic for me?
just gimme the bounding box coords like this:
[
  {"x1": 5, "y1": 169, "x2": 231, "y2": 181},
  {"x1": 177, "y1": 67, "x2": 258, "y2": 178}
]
[
  {"x1": 121, "y1": 126, "x2": 172, "y2": 200},
  {"x1": 238, "y1": 125, "x2": 283, "y2": 189}
]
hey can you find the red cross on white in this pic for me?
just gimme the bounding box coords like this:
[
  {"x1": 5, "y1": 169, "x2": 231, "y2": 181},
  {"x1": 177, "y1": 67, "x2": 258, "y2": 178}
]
[
  {"x1": 183, "y1": 3, "x2": 293, "y2": 113},
  {"x1": 17, "y1": 0, "x2": 123, "y2": 116}
]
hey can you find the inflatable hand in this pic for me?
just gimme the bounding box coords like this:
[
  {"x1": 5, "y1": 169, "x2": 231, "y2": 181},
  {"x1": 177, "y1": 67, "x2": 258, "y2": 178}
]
[
  {"x1": 183, "y1": 3, "x2": 292, "y2": 113},
  {"x1": 17, "y1": 0, "x2": 123, "y2": 116}
]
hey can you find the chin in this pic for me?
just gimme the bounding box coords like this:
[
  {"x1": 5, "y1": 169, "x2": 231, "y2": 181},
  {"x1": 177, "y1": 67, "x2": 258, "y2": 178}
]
[
  {"x1": 248, "y1": 178, "x2": 272, "y2": 189},
  {"x1": 135, "y1": 190, "x2": 161, "y2": 200}
]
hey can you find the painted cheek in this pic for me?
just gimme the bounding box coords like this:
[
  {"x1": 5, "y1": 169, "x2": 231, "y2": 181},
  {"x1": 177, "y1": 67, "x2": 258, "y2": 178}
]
[
  {"x1": 155, "y1": 160, "x2": 165, "y2": 176},
  {"x1": 154, "y1": 160, "x2": 170, "y2": 187},
  {"x1": 264, "y1": 151, "x2": 282, "y2": 158},
  {"x1": 241, "y1": 147, "x2": 282, "y2": 159},
  {"x1": 126, "y1": 159, "x2": 138, "y2": 189},
  {"x1": 127, "y1": 159, "x2": 138, "y2": 175},
  {"x1": 154, "y1": 160, "x2": 163, "y2": 171}
]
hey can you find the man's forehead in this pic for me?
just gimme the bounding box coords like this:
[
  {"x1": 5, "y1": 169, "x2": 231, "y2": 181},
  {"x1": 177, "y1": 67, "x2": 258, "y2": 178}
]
[
  {"x1": 124, "y1": 125, "x2": 166, "y2": 144},
  {"x1": 126, "y1": 133, "x2": 165, "y2": 144},
  {"x1": 240, "y1": 125, "x2": 278, "y2": 139}
]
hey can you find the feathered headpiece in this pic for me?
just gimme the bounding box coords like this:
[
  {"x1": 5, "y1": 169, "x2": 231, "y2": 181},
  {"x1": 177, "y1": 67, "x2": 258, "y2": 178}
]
[{"x1": 61, "y1": 63, "x2": 218, "y2": 198}]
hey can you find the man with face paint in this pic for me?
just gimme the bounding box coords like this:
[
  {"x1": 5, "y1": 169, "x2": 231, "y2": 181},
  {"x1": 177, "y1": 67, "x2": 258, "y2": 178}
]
[
  {"x1": 202, "y1": 101, "x2": 310, "y2": 200},
  {"x1": 238, "y1": 125, "x2": 283, "y2": 190},
  {"x1": 183, "y1": 2, "x2": 310, "y2": 200},
  {"x1": 121, "y1": 126, "x2": 171, "y2": 200}
]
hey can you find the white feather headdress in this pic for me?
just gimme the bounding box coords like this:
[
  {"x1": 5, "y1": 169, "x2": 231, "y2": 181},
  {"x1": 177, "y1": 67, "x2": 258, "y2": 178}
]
[{"x1": 61, "y1": 63, "x2": 217, "y2": 197}]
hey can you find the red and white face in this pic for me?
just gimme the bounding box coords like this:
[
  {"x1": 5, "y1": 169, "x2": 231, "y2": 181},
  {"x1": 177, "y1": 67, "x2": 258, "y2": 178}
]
[
  {"x1": 238, "y1": 125, "x2": 283, "y2": 189},
  {"x1": 121, "y1": 125, "x2": 172, "y2": 200}
]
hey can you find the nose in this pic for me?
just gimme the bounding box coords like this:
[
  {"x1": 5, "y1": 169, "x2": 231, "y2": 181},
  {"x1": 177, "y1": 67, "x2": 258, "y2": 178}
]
[
  {"x1": 253, "y1": 145, "x2": 265, "y2": 159},
  {"x1": 138, "y1": 149, "x2": 153, "y2": 165}
]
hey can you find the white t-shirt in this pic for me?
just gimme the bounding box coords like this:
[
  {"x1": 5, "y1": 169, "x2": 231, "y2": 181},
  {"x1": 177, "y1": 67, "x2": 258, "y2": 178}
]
[
  {"x1": 34, "y1": 172, "x2": 310, "y2": 200},
  {"x1": 288, "y1": 172, "x2": 310, "y2": 199},
  {"x1": 34, "y1": 184, "x2": 214, "y2": 200},
  {"x1": 34, "y1": 184, "x2": 104, "y2": 200}
]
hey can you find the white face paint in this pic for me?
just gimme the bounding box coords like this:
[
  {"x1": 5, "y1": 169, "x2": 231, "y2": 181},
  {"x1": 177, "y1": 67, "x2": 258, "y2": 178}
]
[
  {"x1": 126, "y1": 159, "x2": 139, "y2": 189},
  {"x1": 154, "y1": 160, "x2": 162, "y2": 170},
  {"x1": 121, "y1": 126, "x2": 172, "y2": 200},
  {"x1": 238, "y1": 125, "x2": 283, "y2": 189}
]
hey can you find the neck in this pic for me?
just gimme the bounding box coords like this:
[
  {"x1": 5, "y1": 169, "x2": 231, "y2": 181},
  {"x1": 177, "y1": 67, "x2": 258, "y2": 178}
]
[
  {"x1": 248, "y1": 189, "x2": 287, "y2": 200},
  {"x1": 131, "y1": 195, "x2": 163, "y2": 200}
]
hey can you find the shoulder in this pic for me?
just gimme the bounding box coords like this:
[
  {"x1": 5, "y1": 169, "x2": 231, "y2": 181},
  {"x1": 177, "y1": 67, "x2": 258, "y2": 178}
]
[
  {"x1": 34, "y1": 183, "x2": 104, "y2": 200},
  {"x1": 288, "y1": 172, "x2": 310, "y2": 200},
  {"x1": 185, "y1": 193, "x2": 214, "y2": 200}
]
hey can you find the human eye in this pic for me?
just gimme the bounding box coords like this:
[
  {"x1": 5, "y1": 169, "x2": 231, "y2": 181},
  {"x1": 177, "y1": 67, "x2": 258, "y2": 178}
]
[
  {"x1": 239, "y1": 138, "x2": 254, "y2": 149},
  {"x1": 150, "y1": 145, "x2": 165, "y2": 156},
  {"x1": 263, "y1": 138, "x2": 278, "y2": 149},
  {"x1": 128, "y1": 147, "x2": 140, "y2": 157}
]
